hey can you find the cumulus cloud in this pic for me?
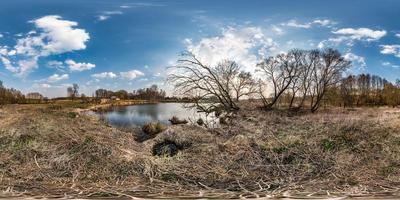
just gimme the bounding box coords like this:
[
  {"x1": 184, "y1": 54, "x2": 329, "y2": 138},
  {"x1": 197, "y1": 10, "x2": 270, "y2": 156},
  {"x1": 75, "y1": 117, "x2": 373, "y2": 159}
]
[
  {"x1": 120, "y1": 70, "x2": 144, "y2": 80},
  {"x1": 91, "y1": 72, "x2": 117, "y2": 79},
  {"x1": 66, "y1": 59, "x2": 95, "y2": 71},
  {"x1": 0, "y1": 56, "x2": 38, "y2": 76},
  {"x1": 16, "y1": 15, "x2": 89, "y2": 56},
  {"x1": 0, "y1": 15, "x2": 90, "y2": 77},
  {"x1": 396, "y1": 33, "x2": 400, "y2": 38},
  {"x1": 185, "y1": 26, "x2": 277, "y2": 73},
  {"x1": 318, "y1": 27, "x2": 386, "y2": 48},
  {"x1": 332, "y1": 28, "x2": 386, "y2": 41},
  {"x1": 380, "y1": 45, "x2": 400, "y2": 57},
  {"x1": 48, "y1": 73, "x2": 69, "y2": 82}
]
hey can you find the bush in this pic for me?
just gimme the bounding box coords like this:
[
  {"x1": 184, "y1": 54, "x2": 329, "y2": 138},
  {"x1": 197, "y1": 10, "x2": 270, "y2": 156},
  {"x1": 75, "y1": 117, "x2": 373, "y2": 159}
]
[
  {"x1": 169, "y1": 116, "x2": 188, "y2": 125},
  {"x1": 142, "y1": 122, "x2": 166, "y2": 135}
]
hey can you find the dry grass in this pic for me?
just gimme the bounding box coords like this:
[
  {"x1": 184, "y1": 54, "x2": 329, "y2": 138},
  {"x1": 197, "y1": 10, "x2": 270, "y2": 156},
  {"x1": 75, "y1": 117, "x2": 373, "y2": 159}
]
[{"x1": 1, "y1": 102, "x2": 400, "y2": 198}]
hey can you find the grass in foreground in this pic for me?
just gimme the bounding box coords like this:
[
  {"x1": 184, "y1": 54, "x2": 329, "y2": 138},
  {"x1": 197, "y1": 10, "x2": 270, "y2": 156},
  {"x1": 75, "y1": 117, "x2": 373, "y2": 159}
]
[{"x1": 0, "y1": 102, "x2": 400, "y2": 198}]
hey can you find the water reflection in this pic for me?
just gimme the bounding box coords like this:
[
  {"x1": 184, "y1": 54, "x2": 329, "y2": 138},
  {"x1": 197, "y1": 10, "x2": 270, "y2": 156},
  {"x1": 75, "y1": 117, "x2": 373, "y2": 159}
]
[{"x1": 90, "y1": 103, "x2": 214, "y2": 128}]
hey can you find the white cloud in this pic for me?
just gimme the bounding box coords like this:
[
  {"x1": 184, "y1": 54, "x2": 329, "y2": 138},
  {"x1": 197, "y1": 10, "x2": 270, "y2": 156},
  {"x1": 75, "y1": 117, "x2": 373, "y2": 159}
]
[
  {"x1": 319, "y1": 28, "x2": 386, "y2": 48},
  {"x1": 7, "y1": 50, "x2": 16, "y2": 56},
  {"x1": 97, "y1": 15, "x2": 110, "y2": 21},
  {"x1": 1, "y1": 56, "x2": 17, "y2": 72},
  {"x1": 382, "y1": 61, "x2": 400, "y2": 68},
  {"x1": 16, "y1": 15, "x2": 90, "y2": 56},
  {"x1": 0, "y1": 56, "x2": 38, "y2": 77},
  {"x1": 281, "y1": 19, "x2": 335, "y2": 29},
  {"x1": 33, "y1": 83, "x2": 52, "y2": 88},
  {"x1": 91, "y1": 72, "x2": 117, "y2": 79},
  {"x1": 97, "y1": 11, "x2": 123, "y2": 21},
  {"x1": 380, "y1": 45, "x2": 400, "y2": 57},
  {"x1": 0, "y1": 15, "x2": 90, "y2": 77},
  {"x1": 312, "y1": 19, "x2": 335, "y2": 27},
  {"x1": 0, "y1": 34, "x2": 3, "y2": 38},
  {"x1": 48, "y1": 73, "x2": 69, "y2": 82},
  {"x1": 271, "y1": 25, "x2": 284, "y2": 35},
  {"x1": 332, "y1": 28, "x2": 386, "y2": 41},
  {"x1": 0, "y1": 47, "x2": 8, "y2": 55},
  {"x1": 47, "y1": 60, "x2": 64, "y2": 70},
  {"x1": 120, "y1": 70, "x2": 144, "y2": 80},
  {"x1": 282, "y1": 20, "x2": 311, "y2": 28},
  {"x1": 185, "y1": 26, "x2": 277, "y2": 73},
  {"x1": 395, "y1": 33, "x2": 400, "y2": 38},
  {"x1": 120, "y1": 5, "x2": 131, "y2": 9},
  {"x1": 344, "y1": 52, "x2": 366, "y2": 68},
  {"x1": 66, "y1": 59, "x2": 95, "y2": 71}
]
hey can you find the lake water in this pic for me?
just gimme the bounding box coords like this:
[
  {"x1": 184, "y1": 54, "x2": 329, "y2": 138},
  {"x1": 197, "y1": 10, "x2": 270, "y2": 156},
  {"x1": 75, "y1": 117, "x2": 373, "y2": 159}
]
[{"x1": 89, "y1": 103, "x2": 213, "y2": 128}]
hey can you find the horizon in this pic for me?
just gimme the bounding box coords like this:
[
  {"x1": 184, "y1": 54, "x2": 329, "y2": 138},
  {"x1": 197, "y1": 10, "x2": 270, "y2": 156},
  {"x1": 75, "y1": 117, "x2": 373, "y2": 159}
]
[{"x1": 0, "y1": 0, "x2": 400, "y2": 98}]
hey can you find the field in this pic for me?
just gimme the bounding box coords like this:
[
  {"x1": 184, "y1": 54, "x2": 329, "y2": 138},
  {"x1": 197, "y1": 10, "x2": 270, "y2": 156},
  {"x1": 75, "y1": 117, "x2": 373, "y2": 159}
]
[{"x1": 1, "y1": 102, "x2": 400, "y2": 199}]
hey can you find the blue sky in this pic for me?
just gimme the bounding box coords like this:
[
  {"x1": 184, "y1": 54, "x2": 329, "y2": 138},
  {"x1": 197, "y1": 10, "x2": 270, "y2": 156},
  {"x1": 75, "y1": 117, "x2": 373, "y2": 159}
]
[{"x1": 0, "y1": 0, "x2": 399, "y2": 97}]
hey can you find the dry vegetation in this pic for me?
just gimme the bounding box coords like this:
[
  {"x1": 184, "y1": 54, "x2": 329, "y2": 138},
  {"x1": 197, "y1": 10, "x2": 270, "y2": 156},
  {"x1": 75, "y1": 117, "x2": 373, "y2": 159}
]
[{"x1": 1, "y1": 102, "x2": 400, "y2": 198}]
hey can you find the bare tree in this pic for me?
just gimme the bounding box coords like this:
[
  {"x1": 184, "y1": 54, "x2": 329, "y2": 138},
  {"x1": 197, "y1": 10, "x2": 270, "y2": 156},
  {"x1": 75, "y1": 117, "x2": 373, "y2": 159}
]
[
  {"x1": 257, "y1": 49, "x2": 302, "y2": 109},
  {"x1": 168, "y1": 51, "x2": 239, "y2": 114},
  {"x1": 67, "y1": 83, "x2": 79, "y2": 100},
  {"x1": 297, "y1": 50, "x2": 319, "y2": 109},
  {"x1": 231, "y1": 71, "x2": 257, "y2": 101},
  {"x1": 309, "y1": 49, "x2": 351, "y2": 112}
]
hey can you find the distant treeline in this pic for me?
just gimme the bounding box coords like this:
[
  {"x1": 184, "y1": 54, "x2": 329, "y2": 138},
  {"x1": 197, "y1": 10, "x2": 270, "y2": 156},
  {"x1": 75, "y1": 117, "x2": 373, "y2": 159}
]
[
  {"x1": 0, "y1": 81, "x2": 46, "y2": 104},
  {"x1": 0, "y1": 81, "x2": 25, "y2": 104},
  {"x1": 329, "y1": 74, "x2": 400, "y2": 107},
  {"x1": 94, "y1": 84, "x2": 167, "y2": 101}
]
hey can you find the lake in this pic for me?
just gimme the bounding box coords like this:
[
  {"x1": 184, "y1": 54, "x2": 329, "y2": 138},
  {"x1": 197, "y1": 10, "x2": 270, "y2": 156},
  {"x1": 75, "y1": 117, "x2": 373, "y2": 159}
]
[{"x1": 88, "y1": 103, "x2": 214, "y2": 128}]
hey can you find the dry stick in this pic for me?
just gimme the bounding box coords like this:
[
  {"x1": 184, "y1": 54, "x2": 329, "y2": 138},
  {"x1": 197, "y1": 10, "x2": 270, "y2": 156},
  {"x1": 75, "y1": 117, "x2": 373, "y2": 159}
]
[{"x1": 33, "y1": 154, "x2": 41, "y2": 169}]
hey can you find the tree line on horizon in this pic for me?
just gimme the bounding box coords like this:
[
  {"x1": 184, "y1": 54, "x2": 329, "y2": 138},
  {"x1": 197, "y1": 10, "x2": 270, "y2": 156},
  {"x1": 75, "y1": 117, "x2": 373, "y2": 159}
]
[
  {"x1": 93, "y1": 84, "x2": 167, "y2": 101},
  {"x1": 168, "y1": 48, "x2": 400, "y2": 113},
  {"x1": 0, "y1": 48, "x2": 399, "y2": 108}
]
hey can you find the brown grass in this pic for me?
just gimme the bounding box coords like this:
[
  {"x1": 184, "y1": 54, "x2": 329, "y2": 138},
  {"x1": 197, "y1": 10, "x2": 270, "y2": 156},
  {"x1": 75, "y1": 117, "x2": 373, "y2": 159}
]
[{"x1": 1, "y1": 102, "x2": 400, "y2": 198}]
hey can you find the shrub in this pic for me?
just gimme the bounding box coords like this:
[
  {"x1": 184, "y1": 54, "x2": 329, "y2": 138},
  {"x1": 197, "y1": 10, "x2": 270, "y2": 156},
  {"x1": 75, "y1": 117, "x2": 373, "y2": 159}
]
[
  {"x1": 169, "y1": 116, "x2": 188, "y2": 125},
  {"x1": 142, "y1": 122, "x2": 166, "y2": 135}
]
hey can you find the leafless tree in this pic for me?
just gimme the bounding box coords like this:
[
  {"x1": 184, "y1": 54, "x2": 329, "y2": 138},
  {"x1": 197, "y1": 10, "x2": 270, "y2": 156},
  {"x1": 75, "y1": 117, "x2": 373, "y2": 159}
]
[
  {"x1": 309, "y1": 48, "x2": 351, "y2": 112},
  {"x1": 297, "y1": 50, "x2": 319, "y2": 109},
  {"x1": 67, "y1": 83, "x2": 79, "y2": 100},
  {"x1": 168, "y1": 51, "x2": 240, "y2": 114},
  {"x1": 232, "y1": 71, "x2": 257, "y2": 101},
  {"x1": 257, "y1": 49, "x2": 302, "y2": 109}
]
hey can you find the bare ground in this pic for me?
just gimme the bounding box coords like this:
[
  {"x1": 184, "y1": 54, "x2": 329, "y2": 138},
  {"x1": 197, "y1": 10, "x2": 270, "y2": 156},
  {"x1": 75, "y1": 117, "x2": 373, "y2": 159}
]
[{"x1": 0, "y1": 102, "x2": 400, "y2": 199}]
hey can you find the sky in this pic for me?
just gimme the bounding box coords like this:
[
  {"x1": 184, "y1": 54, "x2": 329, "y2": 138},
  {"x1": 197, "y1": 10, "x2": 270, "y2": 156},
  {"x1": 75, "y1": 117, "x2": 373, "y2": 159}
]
[{"x1": 0, "y1": 0, "x2": 399, "y2": 97}]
